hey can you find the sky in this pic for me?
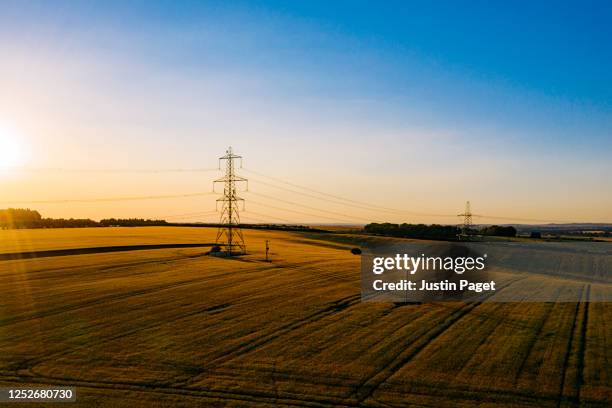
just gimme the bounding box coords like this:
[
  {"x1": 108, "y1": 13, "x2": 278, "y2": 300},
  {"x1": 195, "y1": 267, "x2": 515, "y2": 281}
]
[{"x1": 0, "y1": 0, "x2": 611, "y2": 224}]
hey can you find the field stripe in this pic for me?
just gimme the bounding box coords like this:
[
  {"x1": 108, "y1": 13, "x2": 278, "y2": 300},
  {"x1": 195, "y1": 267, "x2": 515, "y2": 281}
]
[
  {"x1": 557, "y1": 285, "x2": 587, "y2": 408},
  {"x1": 179, "y1": 293, "x2": 362, "y2": 388},
  {"x1": 0, "y1": 257, "x2": 313, "y2": 327},
  {"x1": 513, "y1": 302, "x2": 557, "y2": 385},
  {"x1": 0, "y1": 375, "x2": 355, "y2": 408},
  {"x1": 0, "y1": 243, "x2": 216, "y2": 261},
  {"x1": 10, "y1": 260, "x2": 355, "y2": 376},
  {"x1": 351, "y1": 276, "x2": 527, "y2": 405},
  {"x1": 576, "y1": 286, "x2": 591, "y2": 406}
]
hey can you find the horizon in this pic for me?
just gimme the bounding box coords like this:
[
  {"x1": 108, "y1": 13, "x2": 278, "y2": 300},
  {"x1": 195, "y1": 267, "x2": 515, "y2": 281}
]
[
  {"x1": 1, "y1": 1, "x2": 611, "y2": 224},
  {"x1": 3, "y1": 206, "x2": 612, "y2": 229}
]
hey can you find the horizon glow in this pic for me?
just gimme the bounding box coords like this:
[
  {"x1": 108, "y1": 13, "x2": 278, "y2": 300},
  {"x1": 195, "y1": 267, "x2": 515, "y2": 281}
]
[{"x1": 0, "y1": 1, "x2": 610, "y2": 223}]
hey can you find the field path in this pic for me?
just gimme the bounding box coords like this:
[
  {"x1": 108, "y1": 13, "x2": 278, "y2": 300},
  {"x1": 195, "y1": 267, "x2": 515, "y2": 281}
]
[{"x1": 0, "y1": 243, "x2": 215, "y2": 261}]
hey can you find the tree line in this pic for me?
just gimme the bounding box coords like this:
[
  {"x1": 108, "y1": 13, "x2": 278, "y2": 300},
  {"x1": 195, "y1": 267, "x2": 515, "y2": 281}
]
[
  {"x1": 0, "y1": 208, "x2": 168, "y2": 229},
  {"x1": 478, "y1": 225, "x2": 517, "y2": 237},
  {"x1": 364, "y1": 223, "x2": 460, "y2": 239},
  {"x1": 364, "y1": 222, "x2": 517, "y2": 239}
]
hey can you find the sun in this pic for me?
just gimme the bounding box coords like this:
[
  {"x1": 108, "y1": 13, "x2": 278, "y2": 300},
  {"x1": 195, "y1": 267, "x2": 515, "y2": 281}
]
[{"x1": 0, "y1": 127, "x2": 22, "y2": 169}]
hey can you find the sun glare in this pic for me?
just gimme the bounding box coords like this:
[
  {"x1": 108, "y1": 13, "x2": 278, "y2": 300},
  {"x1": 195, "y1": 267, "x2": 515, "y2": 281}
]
[{"x1": 0, "y1": 127, "x2": 22, "y2": 169}]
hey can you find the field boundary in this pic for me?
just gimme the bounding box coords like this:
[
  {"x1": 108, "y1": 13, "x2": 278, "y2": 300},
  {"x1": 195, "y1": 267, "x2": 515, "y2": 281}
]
[{"x1": 0, "y1": 243, "x2": 216, "y2": 261}]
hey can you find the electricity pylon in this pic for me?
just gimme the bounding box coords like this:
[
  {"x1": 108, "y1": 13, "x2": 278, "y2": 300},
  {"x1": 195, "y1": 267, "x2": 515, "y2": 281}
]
[
  {"x1": 214, "y1": 147, "x2": 248, "y2": 255},
  {"x1": 457, "y1": 201, "x2": 473, "y2": 237}
]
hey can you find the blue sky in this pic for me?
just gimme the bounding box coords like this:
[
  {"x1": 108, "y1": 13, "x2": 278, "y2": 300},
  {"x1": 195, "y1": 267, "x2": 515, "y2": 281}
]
[{"x1": 0, "y1": 1, "x2": 610, "y2": 222}]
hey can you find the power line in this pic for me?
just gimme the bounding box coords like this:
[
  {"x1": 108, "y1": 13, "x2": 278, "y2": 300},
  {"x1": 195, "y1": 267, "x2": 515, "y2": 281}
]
[
  {"x1": 243, "y1": 168, "x2": 456, "y2": 218},
  {"x1": 4, "y1": 167, "x2": 219, "y2": 174},
  {"x1": 0, "y1": 163, "x2": 579, "y2": 224},
  {"x1": 246, "y1": 191, "x2": 381, "y2": 223},
  {"x1": 158, "y1": 210, "x2": 217, "y2": 219},
  {"x1": 247, "y1": 198, "x2": 367, "y2": 224},
  {"x1": 474, "y1": 214, "x2": 568, "y2": 224},
  {"x1": 248, "y1": 177, "x2": 386, "y2": 213},
  {"x1": 244, "y1": 168, "x2": 575, "y2": 224},
  {"x1": 248, "y1": 176, "x2": 458, "y2": 218},
  {"x1": 160, "y1": 211, "x2": 218, "y2": 220},
  {"x1": 238, "y1": 214, "x2": 272, "y2": 224},
  {"x1": 243, "y1": 209, "x2": 295, "y2": 224},
  {"x1": 240, "y1": 214, "x2": 287, "y2": 224},
  {"x1": 0, "y1": 192, "x2": 216, "y2": 204}
]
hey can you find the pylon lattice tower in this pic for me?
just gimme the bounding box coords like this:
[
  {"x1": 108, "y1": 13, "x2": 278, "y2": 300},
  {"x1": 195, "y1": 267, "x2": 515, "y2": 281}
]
[
  {"x1": 458, "y1": 201, "x2": 473, "y2": 236},
  {"x1": 214, "y1": 147, "x2": 248, "y2": 255}
]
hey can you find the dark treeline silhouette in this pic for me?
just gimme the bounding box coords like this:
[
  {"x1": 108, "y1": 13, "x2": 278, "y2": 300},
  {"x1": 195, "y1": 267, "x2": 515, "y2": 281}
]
[
  {"x1": 39, "y1": 218, "x2": 99, "y2": 228},
  {"x1": 480, "y1": 225, "x2": 517, "y2": 237},
  {"x1": 0, "y1": 208, "x2": 42, "y2": 229},
  {"x1": 364, "y1": 222, "x2": 519, "y2": 239},
  {"x1": 0, "y1": 208, "x2": 322, "y2": 231},
  {"x1": 0, "y1": 208, "x2": 167, "y2": 229},
  {"x1": 171, "y1": 222, "x2": 328, "y2": 232},
  {"x1": 0, "y1": 208, "x2": 98, "y2": 229},
  {"x1": 364, "y1": 223, "x2": 459, "y2": 240},
  {"x1": 1, "y1": 208, "x2": 519, "y2": 237},
  {"x1": 99, "y1": 218, "x2": 168, "y2": 227}
]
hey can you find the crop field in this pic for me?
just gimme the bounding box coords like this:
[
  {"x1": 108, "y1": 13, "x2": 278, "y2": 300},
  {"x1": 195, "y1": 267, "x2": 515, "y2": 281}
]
[{"x1": 0, "y1": 227, "x2": 610, "y2": 407}]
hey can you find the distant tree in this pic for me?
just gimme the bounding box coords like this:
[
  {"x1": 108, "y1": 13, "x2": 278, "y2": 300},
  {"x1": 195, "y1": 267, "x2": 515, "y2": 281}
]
[
  {"x1": 0, "y1": 209, "x2": 172, "y2": 229},
  {"x1": 39, "y1": 218, "x2": 99, "y2": 228},
  {"x1": 364, "y1": 223, "x2": 459, "y2": 240},
  {"x1": 530, "y1": 231, "x2": 542, "y2": 239},
  {"x1": 99, "y1": 218, "x2": 168, "y2": 227},
  {"x1": 0, "y1": 208, "x2": 43, "y2": 229},
  {"x1": 480, "y1": 225, "x2": 517, "y2": 237}
]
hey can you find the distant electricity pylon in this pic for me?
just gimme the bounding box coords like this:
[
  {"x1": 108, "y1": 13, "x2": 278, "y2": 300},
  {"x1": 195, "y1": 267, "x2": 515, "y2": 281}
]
[
  {"x1": 458, "y1": 201, "x2": 473, "y2": 237},
  {"x1": 214, "y1": 147, "x2": 248, "y2": 255}
]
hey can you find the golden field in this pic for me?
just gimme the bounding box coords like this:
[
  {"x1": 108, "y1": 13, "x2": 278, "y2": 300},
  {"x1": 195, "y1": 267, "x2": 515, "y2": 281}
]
[{"x1": 0, "y1": 227, "x2": 610, "y2": 407}]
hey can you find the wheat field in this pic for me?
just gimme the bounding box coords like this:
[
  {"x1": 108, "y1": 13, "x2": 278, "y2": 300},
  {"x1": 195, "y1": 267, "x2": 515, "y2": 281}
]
[{"x1": 0, "y1": 227, "x2": 610, "y2": 407}]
